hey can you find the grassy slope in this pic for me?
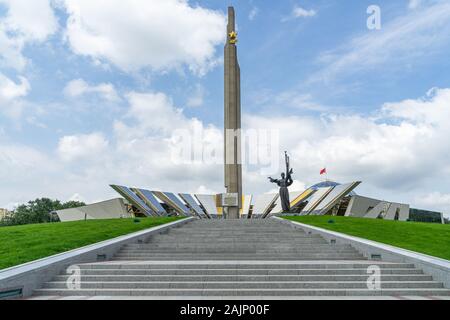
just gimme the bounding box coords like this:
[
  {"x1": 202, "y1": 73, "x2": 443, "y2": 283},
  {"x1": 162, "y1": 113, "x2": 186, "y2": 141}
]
[
  {"x1": 284, "y1": 216, "x2": 450, "y2": 260},
  {"x1": 0, "y1": 217, "x2": 182, "y2": 270}
]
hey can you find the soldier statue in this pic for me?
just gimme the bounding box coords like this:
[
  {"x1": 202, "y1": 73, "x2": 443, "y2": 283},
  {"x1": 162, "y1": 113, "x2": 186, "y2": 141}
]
[{"x1": 268, "y1": 151, "x2": 294, "y2": 213}]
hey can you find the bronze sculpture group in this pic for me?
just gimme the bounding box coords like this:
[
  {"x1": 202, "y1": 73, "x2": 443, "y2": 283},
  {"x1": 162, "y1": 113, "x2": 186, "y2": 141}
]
[{"x1": 268, "y1": 152, "x2": 294, "y2": 213}]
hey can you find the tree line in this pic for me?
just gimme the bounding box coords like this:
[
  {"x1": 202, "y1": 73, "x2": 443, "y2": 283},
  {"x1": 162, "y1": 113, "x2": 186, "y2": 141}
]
[{"x1": 0, "y1": 198, "x2": 85, "y2": 227}]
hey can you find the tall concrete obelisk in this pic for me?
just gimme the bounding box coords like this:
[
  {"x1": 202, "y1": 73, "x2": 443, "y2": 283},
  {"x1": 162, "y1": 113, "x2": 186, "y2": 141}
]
[{"x1": 224, "y1": 7, "x2": 242, "y2": 219}]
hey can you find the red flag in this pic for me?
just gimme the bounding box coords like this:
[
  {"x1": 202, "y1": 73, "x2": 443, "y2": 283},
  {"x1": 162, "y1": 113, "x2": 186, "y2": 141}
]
[{"x1": 320, "y1": 168, "x2": 327, "y2": 175}]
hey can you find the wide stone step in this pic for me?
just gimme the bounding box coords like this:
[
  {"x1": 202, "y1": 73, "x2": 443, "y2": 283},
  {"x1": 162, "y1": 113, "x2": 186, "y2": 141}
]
[
  {"x1": 160, "y1": 230, "x2": 315, "y2": 234},
  {"x1": 117, "y1": 252, "x2": 360, "y2": 256},
  {"x1": 119, "y1": 247, "x2": 355, "y2": 251},
  {"x1": 153, "y1": 232, "x2": 320, "y2": 236},
  {"x1": 145, "y1": 242, "x2": 329, "y2": 247},
  {"x1": 53, "y1": 274, "x2": 432, "y2": 282},
  {"x1": 76, "y1": 263, "x2": 416, "y2": 270},
  {"x1": 122, "y1": 247, "x2": 347, "y2": 251},
  {"x1": 158, "y1": 230, "x2": 317, "y2": 234},
  {"x1": 42, "y1": 281, "x2": 443, "y2": 289},
  {"x1": 181, "y1": 227, "x2": 293, "y2": 230},
  {"x1": 123, "y1": 243, "x2": 346, "y2": 249},
  {"x1": 123, "y1": 247, "x2": 341, "y2": 251},
  {"x1": 168, "y1": 230, "x2": 303, "y2": 234},
  {"x1": 33, "y1": 288, "x2": 450, "y2": 297},
  {"x1": 136, "y1": 237, "x2": 335, "y2": 241},
  {"x1": 113, "y1": 257, "x2": 365, "y2": 262},
  {"x1": 173, "y1": 225, "x2": 296, "y2": 228},
  {"x1": 113, "y1": 258, "x2": 366, "y2": 262},
  {"x1": 114, "y1": 253, "x2": 364, "y2": 258},
  {"x1": 163, "y1": 235, "x2": 309, "y2": 238},
  {"x1": 151, "y1": 237, "x2": 325, "y2": 241},
  {"x1": 148, "y1": 239, "x2": 327, "y2": 242},
  {"x1": 119, "y1": 247, "x2": 356, "y2": 255},
  {"x1": 168, "y1": 226, "x2": 295, "y2": 228},
  {"x1": 171, "y1": 227, "x2": 297, "y2": 230},
  {"x1": 148, "y1": 239, "x2": 328, "y2": 244},
  {"x1": 54, "y1": 268, "x2": 424, "y2": 276},
  {"x1": 162, "y1": 229, "x2": 314, "y2": 233},
  {"x1": 186, "y1": 221, "x2": 280, "y2": 224}
]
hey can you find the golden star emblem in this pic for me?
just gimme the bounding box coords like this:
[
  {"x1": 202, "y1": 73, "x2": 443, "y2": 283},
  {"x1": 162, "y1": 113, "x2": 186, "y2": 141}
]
[{"x1": 229, "y1": 31, "x2": 238, "y2": 44}]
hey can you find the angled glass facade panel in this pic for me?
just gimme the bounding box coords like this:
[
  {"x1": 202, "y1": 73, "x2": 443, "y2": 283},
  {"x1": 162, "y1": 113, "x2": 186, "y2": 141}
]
[
  {"x1": 252, "y1": 194, "x2": 279, "y2": 216},
  {"x1": 153, "y1": 191, "x2": 191, "y2": 216},
  {"x1": 287, "y1": 191, "x2": 303, "y2": 207},
  {"x1": 262, "y1": 194, "x2": 280, "y2": 218},
  {"x1": 271, "y1": 200, "x2": 283, "y2": 215},
  {"x1": 300, "y1": 187, "x2": 333, "y2": 215},
  {"x1": 179, "y1": 193, "x2": 207, "y2": 218},
  {"x1": 313, "y1": 182, "x2": 361, "y2": 215},
  {"x1": 133, "y1": 188, "x2": 167, "y2": 215},
  {"x1": 110, "y1": 185, "x2": 153, "y2": 216},
  {"x1": 241, "y1": 195, "x2": 252, "y2": 217},
  {"x1": 195, "y1": 195, "x2": 219, "y2": 216},
  {"x1": 164, "y1": 192, "x2": 190, "y2": 214},
  {"x1": 291, "y1": 189, "x2": 315, "y2": 208}
]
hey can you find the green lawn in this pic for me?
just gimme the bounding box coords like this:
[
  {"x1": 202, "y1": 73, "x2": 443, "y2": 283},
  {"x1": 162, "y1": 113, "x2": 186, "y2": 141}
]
[
  {"x1": 283, "y1": 216, "x2": 450, "y2": 261},
  {"x1": 0, "y1": 217, "x2": 183, "y2": 270}
]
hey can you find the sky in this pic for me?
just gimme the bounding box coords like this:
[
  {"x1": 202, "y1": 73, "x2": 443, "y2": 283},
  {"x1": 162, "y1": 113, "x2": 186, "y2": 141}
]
[{"x1": 0, "y1": 0, "x2": 449, "y2": 218}]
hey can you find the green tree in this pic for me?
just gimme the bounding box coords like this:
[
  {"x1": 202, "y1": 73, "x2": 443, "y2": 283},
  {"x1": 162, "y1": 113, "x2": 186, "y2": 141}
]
[
  {"x1": 61, "y1": 201, "x2": 86, "y2": 210},
  {"x1": 1, "y1": 198, "x2": 86, "y2": 226}
]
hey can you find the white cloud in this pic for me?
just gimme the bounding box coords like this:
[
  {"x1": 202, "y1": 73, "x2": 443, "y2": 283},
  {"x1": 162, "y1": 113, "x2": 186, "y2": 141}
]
[
  {"x1": 68, "y1": 193, "x2": 86, "y2": 203},
  {"x1": 311, "y1": 1, "x2": 450, "y2": 83},
  {"x1": 119, "y1": 91, "x2": 188, "y2": 136},
  {"x1": 0, "y1": 74, "x2": 30, "y2": 103},
  {"x1": 0, "y1": 28, "x2": 27, "y2": 70},
  {"x1": 415, "y1": 192, "x2": 450, "y2": 215},
  {"x1": 0, "y1": 73, "x2": 30, "y2": 118},
  {"x1": 113, "y1": 91, "x2": 223, "y2": 181},
  {"x1": 187, "y1": 84, "x2": 205, "y2": 107},
  {"x1": 0, "y1": 0, "x2": 56, "y2": 120},
  {"x1": 273, "y1": 91, "x2": 328, "y2": 112},
  {"x1": 57, "y1": 133, "x2": 109, "y2": 162},
  {"x1": 248, "y1": 7, "x2": 259, "y2": 21},
  {"x1": 292, "y1": 6, "x2": 316, "y2": 18},
  {"x1": 408, "y1": 0, "x2": 422, "y2": 9},
  {"x1": 0, "y1": 0, "x2": 58, "y2": 41},
  {"x1": 0, "y1": 0, "x2": 58, "y2": 70},
  {"x1": 61, "y1": 0, "x2": 226, "y2": 75},
  {"x1": 196, "y1": 185, "x2": 218, "y2": 195},
  {"x1": 289, "y1": 180, "x2": 307, "y2": 192},
  {"x1": 282, "y1": 5, "x2": 316, "y2": 22},
  {"x1": 0, "y1": 143, "x2": 61, "y2": 208},
  {"x1": 0, "y1": 144, "x2": 52, "y2": 176},
  {"x1": 64, "y1": 79, "x2": 119, "y2": 102}
]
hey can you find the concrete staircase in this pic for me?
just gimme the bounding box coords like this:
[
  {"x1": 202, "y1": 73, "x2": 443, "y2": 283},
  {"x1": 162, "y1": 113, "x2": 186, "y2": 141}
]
[
  {"x1": 33, "y1": 219, "x2": 450, "y2": 298},
  {"x1": 114, "y1": 219, "x2": 364, "y2": 261}
]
